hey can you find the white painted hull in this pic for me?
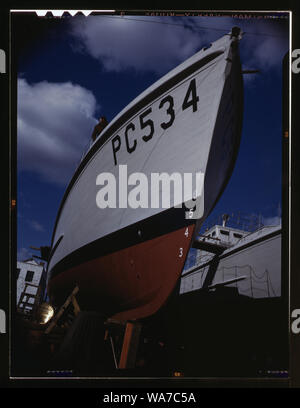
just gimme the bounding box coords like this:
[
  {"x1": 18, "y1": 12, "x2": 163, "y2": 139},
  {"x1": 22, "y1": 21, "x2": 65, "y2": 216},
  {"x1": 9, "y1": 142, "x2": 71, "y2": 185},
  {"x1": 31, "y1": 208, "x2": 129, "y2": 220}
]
[{"x1": 47, "y1": 29, "x2": 244, "y2": 319}]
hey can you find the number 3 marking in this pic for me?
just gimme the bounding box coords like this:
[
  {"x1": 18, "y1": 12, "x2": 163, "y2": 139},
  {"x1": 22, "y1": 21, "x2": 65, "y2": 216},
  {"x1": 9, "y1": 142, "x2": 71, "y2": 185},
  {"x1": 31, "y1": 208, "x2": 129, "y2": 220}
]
[{"x1": 159, "y1": 95, "x2": 175, "y2": 130}]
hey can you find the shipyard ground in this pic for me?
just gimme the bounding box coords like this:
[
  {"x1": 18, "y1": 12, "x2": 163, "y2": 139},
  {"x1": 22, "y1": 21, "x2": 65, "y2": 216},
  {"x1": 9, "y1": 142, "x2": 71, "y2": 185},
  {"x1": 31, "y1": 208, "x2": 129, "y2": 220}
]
[{"x1": 11, "y1": 287, "x2": 288, "y2": 379}]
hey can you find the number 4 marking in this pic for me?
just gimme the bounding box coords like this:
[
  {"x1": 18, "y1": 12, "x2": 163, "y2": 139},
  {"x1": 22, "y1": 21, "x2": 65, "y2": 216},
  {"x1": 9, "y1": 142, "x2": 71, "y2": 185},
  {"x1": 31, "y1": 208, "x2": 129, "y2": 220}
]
[
  {"x1": 184, "y1": 227, "x2": 189, "y2": 237},
  {"x1": 182, "y1": 78, "x2": 199, "y2": 112}
]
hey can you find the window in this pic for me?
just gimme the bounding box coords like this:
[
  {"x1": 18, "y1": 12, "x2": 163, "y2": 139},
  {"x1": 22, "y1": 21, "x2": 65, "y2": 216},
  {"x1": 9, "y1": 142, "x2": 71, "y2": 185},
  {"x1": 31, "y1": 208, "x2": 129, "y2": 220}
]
[
  {"x1": 212, "y1": 231, "x2": 216, "y2": 237},
  {"x1": 16, "y1": 268, "x2": 20, "y2": 279},
  {"x1": 233, "y1": 233, "x2": 243, "y2": 239},
  {"x1": 220, "y1": 230, "x2": 229, "y2": 236},
  {"x1": 25, "y1": 270, "x2": 34, "y2": 282}
]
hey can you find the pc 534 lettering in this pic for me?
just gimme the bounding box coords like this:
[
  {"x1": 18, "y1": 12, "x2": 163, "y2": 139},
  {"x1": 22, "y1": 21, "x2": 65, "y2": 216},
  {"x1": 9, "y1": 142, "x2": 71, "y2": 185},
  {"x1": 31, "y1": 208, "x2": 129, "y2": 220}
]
[{"x1": 112, "y1": 78, "x2": 199, "y2": 165}]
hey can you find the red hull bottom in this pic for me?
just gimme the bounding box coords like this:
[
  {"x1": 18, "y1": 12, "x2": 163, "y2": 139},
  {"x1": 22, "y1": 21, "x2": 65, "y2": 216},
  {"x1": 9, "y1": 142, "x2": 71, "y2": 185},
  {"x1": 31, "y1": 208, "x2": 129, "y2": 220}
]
[{"x1": 48, "y1": 225, "x2": 195, "y2": 321}]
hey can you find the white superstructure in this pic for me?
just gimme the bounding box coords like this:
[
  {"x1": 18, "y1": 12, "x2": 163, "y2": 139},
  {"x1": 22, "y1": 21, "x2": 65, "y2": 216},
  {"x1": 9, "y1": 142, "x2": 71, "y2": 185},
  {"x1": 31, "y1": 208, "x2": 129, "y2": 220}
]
[{"x1": 181, "y1": 223, "x2": 282, "y2": 298}]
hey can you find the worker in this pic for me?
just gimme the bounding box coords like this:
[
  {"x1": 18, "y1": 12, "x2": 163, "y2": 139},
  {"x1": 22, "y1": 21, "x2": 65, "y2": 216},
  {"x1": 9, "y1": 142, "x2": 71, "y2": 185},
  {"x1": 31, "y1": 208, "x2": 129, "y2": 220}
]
[{"x1": 91, "y1": 116, "x2": 108, "y2": 142}]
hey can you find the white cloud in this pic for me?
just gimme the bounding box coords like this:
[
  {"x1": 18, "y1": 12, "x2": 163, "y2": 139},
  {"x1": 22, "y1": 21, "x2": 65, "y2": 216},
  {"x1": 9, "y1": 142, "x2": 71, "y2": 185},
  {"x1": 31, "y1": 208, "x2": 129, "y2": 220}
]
[
  {"x1": 18, "y1": 78, "x2": 99, "y2": 185},
  {"x1": 69, "y1": 15, "x2": 288, "y2": 77},
  {"x1": 17, "y1": 247, "x2": 31, "y2": 261},
  {"x1": 239, "y1": 20, "x2": 289, "y2": 74},
  {"x1": 27, "y1": 220, "x2": 45, "y2": 232},
  {"x1": 69, "y1": 16, "x2": 204, "y2": 74},
  {"x1": 262, "y1": 216, "x2": 282, "y2": 226}
]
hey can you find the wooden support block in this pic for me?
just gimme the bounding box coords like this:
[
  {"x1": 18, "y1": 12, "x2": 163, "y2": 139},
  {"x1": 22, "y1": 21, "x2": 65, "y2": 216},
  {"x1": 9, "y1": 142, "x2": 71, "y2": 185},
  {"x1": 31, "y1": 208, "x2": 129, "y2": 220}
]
[
  {"x1": 45, "y1": 285, "x2": 79, "y2": 335},
  {"x1": 72, "y1": 295, "x2": 81, "y2": 316},
  {"x1": 104, "y1": 329, "x2": 109, "y2": 341},
  {"x1": 118, "y1": 321, "x2": 142, "y2": 369}
]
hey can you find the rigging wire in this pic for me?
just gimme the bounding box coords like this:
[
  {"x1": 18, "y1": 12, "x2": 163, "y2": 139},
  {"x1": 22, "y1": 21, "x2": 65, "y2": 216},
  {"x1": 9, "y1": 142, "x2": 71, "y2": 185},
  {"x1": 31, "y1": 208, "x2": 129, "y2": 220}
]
[{"x1": 100, "y1": 15, "x2": 287, "y2": 38}]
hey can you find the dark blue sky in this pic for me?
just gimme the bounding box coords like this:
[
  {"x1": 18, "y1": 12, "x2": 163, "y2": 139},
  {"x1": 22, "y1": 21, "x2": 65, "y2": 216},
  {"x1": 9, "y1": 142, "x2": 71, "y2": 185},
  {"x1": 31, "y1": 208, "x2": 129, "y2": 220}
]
[{"x1": 15, "y1": 13, "x2": 289, "y2": 261}]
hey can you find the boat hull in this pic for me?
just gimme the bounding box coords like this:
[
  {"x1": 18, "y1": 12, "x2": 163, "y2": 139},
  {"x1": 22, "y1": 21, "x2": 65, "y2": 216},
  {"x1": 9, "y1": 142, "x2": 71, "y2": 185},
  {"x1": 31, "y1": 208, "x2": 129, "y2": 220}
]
[
  {"x1": 48, "y1": 224, "x2": 195, "y2": 321},
  {"x1": 47, "y1": 31, "x2": 244, "y2": 320}
]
